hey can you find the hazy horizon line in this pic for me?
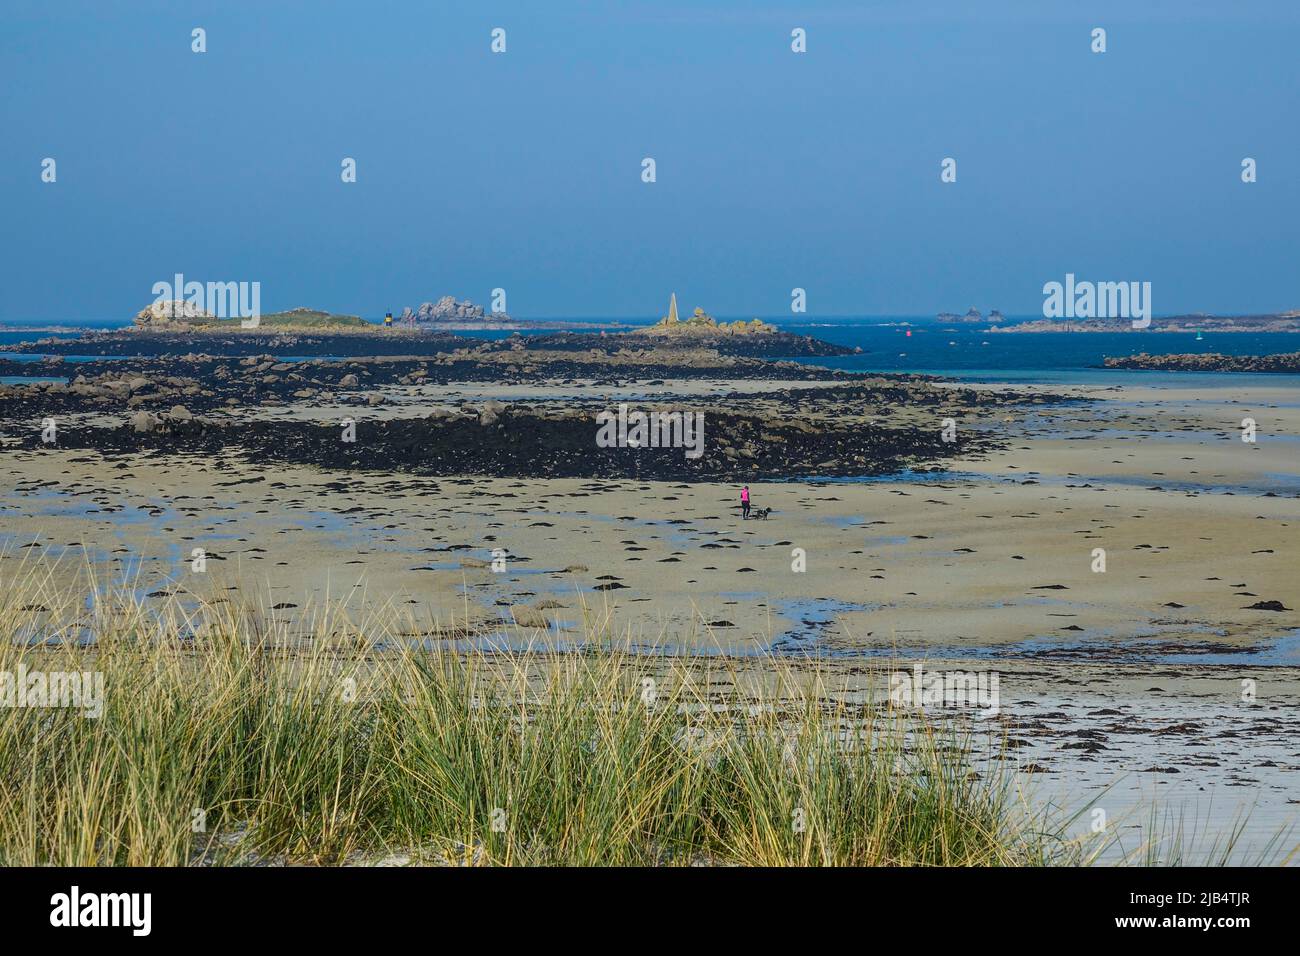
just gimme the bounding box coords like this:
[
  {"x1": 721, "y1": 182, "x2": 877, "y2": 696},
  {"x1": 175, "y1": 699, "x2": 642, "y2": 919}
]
[{"x1": 4, "y1": 309, "x2": 1295, "y2": 328}]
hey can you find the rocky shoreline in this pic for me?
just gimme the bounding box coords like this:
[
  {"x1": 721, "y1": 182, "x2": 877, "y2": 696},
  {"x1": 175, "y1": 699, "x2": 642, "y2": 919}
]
[
  {"x1": 1102, "y1": 352, "x2": 1300, "y2": 372},
  {"x1": 1, "y1": 327, "x2": 857, "y2": 360},
  {"x1": 8, "y1": 399, "x2": 1003, "y2": 481},
  {"x1": 0, "y1": 322, "x2": 1072, "y2": 482},
  {"x1": 0, "y1": 351, "x2": 872, "y2": 417},
  {"x1": 991, "y1": 313, "x2": 1300, "y2": 333},
  {"x1": 3, "y1": 329, "x2": 488, "y2": 358},
  {"x1": 0, "y1": 366, "x2": 1049, "y2": 481}
]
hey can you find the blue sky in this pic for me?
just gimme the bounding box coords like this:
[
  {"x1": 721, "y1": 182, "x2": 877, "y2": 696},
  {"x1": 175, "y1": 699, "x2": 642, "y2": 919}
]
[{"x1": 2, "y1": 0, "x2": 1297, "y2": 320}]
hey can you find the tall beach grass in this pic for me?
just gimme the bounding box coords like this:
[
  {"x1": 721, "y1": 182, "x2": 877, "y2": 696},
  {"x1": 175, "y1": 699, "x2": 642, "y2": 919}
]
[{"x1": 0, "y1": 559, "x2": 1158, "y2": 866}]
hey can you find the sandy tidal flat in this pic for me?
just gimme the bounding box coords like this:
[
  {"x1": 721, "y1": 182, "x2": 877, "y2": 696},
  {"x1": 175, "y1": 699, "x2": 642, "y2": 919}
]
[{"x1": 1, "y1": 375, "x2": 1297, "y2": 859}]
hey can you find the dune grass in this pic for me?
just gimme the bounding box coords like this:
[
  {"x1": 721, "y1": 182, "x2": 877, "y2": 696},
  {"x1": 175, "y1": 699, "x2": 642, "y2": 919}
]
[{"x1": 0, "y1": 563, "x2": 1090, "y2": 868}]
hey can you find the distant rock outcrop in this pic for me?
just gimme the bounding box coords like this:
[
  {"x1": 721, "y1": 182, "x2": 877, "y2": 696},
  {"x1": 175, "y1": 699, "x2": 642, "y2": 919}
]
[
  {"x1": 938, "y1": 308, "x2": 994, "y2": 324},
  {"x1": 133, "y1": 302, "x2": 363, "y2": 330},
  {"x1": 639, "y1": 297, "x2": 777, "y2": 337},
  {"x1": 995, "y1": 312, "x2": 1300, "y2": 333},
  {"x1": 1102, "y1": 352, "x2": 1300, "y2": 372},
  {"x1": 134, "y1": 300, "x2": 217, "y2": 328},
  {"x1": 400, "y1": 296, "x2": 509, "y2": 325}
]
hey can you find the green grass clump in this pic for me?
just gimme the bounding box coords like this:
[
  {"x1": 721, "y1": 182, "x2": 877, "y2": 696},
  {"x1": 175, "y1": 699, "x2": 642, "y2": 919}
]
[
  {"x1": 0, "y1": 574, "x2": 1071, "y2": 867},
  {"x1": 251, "y1": 308, "x2": 368, "y2": 328}
]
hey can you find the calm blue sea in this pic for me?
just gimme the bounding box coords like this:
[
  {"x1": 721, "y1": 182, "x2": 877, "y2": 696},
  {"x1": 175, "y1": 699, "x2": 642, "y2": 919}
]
[
  {"x1": 768, "y1": 319, "x2": 1300, "y2": 388},
  {"x1": 3, "y1": 318, "x2": 1299, "y2": 389}
]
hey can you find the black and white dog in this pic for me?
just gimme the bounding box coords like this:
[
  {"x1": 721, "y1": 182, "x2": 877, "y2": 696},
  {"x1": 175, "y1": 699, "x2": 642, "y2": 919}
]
[{"x1": 752, "y1": 507, "x2": 773, "y2": 520}]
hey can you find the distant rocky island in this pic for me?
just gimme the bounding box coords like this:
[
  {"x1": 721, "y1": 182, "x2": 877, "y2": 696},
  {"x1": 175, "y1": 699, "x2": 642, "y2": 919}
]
[
  {"x1": 992, "y1": 311, "x2": 1300, "y2": 333},
  {"x1": 396, "y1": 296, "x2": 513, "y2": 327},
  {"x1": 6, "y1": 291, "x2": 862, "y2": 360},
  {"x1": 636, "y1": 294, "x2": 777, "y2": 338},
  {"x1": 937, "y1": 308, "x2": 1002, "y2": 324},
  {"x1": 126, "y1": 296, "x2": 605, "y2": 333},
  {"x1": 1103, "y1": 352, "x2": 1300, "y2": 373},
  {"x1": 135, "y1": 302, "x2": 366, "y2": 329}
]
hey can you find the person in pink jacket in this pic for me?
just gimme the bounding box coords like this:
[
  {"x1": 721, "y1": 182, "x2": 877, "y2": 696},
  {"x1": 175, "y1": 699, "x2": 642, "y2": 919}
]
[{"x1": 741, "y1": 485, "x2": 751, "y2": 520}]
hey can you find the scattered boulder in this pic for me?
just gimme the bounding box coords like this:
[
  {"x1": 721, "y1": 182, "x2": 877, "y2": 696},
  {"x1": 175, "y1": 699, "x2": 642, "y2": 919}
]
[
  {"x1": 134, "y1": 300, "x2": 216, "y2": 328},
  {"x1": 131, "y1": 411, "x2": 160, "y2": 433}
]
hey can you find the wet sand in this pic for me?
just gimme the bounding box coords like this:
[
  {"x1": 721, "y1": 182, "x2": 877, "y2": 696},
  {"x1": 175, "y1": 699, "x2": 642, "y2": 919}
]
[{"x1": 3, "y1": 379, "x2": 1293, "y2": 648}]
